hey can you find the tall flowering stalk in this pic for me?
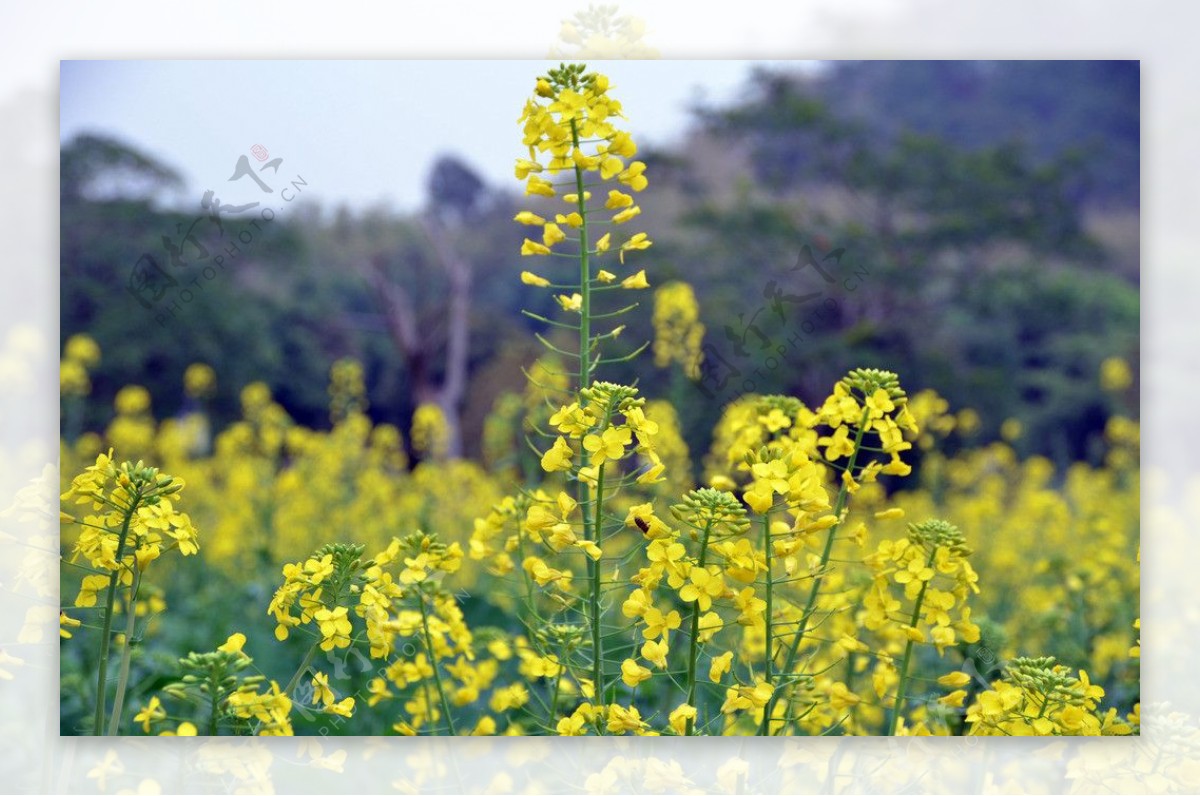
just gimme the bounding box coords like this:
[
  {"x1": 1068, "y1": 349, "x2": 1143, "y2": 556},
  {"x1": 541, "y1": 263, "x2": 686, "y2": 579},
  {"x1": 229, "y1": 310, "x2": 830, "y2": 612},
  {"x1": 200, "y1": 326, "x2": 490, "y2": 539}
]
[
  {"x1": 756, "y1": 370, "x2": 917, "y2": 733},
  {"x1": 865, "y1": 519, "x2": 979, "y2": 735},
  {"x1": 515, "y1": 65, "x2": 654, "y2": 392},
  {"x1": 61, "y1": 450, "x2": 199, "y2": 735},
  {"x1": 668, "y1": 489, "x2": 750, "y2": 734},
  {"x1": 515, "y1": 64, "x2": 654, "y2": 720}
]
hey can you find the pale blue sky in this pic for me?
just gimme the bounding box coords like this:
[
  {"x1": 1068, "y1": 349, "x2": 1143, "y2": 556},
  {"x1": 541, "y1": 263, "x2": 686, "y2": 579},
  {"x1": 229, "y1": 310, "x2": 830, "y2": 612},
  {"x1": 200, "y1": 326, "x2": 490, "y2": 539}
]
[{"x1": 60, "y1": 60, "x2": 808, "y2": 213}]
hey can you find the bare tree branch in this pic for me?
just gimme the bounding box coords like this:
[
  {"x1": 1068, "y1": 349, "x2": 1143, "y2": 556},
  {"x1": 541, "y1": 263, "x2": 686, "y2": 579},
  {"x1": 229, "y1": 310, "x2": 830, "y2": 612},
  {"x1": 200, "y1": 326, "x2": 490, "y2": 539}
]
[{"x1": 419, "y1": 214, "x2": 473, "y2": 458}]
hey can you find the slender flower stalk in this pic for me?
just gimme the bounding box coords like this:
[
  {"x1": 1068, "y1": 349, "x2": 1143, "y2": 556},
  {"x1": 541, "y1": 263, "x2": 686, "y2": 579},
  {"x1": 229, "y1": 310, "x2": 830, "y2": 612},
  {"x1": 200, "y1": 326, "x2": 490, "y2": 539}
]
[
  {"x1": 208, "y1": 666, "x2": 222, "y2": 737},
  {"x1": 569, "y1": 116, "x2": 608, "y2": 707},
  {"x1": 92, "y1": 499, "x2": 137, "y2": 735},
  {"x1": 515, "y1": 63, "x2": 654, "y2": 729},
  {"x1": 763, "y1": 511, "x2": 772, "y2": 686},
  {"x1": 766, "y1": 367, "x2": 914, "y2": 734},
  {"x1": 549, "y1": 667, "x2": 565, "y2": 728},
  {"x1": 572, "y1": 118, "x2": 593, "y2": 393},
  {"x1": 868, "y1": 518, "x2": 978, "y2": 736},
  {"x1": 761, "y1": 410, "x2": 868, "y2": 735},
  {"x1": 671, "y1": 488, "x2": 748, "y2": 736},
  {"x1": 887, "y1": 546, "x2": 938, "y2": 736},
  {"x1": 63, "y1": 453, "x2": 195, "y2": 736},
  {"x1": 588, "y1": 462, "x2": 606, "y2": 705},
  {"x1": 282, "y1": 642, "x2": 320, "y2": 697},
  {"x1": 683, "y1": 518, "x2": 715, "y2": 735},
  {"x1": 419, "y1": 592, "x2": 457, "y2": 736},
  {"x1": 106, "y1": 568, "x2": 142, "y2": 735}
]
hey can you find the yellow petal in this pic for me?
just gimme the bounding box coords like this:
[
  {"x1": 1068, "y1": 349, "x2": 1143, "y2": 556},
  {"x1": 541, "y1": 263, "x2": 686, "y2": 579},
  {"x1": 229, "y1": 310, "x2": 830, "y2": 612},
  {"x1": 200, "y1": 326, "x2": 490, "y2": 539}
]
[
  {"x1": 217, "y1": 632, "x2": 247, "y2": 654},
  {"x1": 937, "y1": 671, "x2": 972, "y2": 688},
  {"x1": 521, "y1": 239, "x2": 551, "y2": 256},
  {"x1": 521, "y1": 271, "x2": 551, "y2": 287},
  {"x1": 612, "y1": 206, "x2": 641, "y2": 224},
  {"x1": 621, "y1": 270, "x2": 650, "y2": 289}
]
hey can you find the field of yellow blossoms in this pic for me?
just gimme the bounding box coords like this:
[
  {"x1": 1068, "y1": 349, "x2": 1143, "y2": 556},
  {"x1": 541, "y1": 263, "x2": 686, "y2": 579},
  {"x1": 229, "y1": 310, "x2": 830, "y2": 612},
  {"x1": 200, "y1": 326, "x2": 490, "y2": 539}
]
[{"x1": 60, "y1": 64, "x2": 1139, "y2": 737}]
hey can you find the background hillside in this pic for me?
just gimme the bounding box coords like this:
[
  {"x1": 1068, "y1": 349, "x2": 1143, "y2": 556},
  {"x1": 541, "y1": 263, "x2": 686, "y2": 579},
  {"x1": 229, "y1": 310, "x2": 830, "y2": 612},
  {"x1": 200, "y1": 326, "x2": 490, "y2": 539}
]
[{"x1": 60, "y1": 60, "x2": 1140, "y2": 469}]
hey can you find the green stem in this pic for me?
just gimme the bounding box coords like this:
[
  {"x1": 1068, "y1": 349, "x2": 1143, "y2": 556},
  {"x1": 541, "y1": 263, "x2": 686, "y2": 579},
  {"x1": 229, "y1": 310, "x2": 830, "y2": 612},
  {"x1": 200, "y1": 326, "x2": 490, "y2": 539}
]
[
  {"x1": 418, "y1": 669, "x2": 439, "y2": 736},
  {"x1": 764, "y1": 406, "x2": 871, "y2": 735},
  {"x1": 92, "y1": 495, "x2": 139, "y2": 736},
  {"x1": 208, "y1": 665, "x2": 221, "y2": 736},
  {"x1": 283, "y1": 642, "x2": 320, "y2": 697},
  {"x1": 569, "y1": 116, "x2": 606, "y2": 719},
  {"x1": 549, "y1": 667, "x2": 564, "y2": 729},
  {"x1": 419, "y1": 592, "x2": 457, "y2": 735},
  {"x1": 588, "y1": 463, "x2": 606, "y2": 711},
  {"x1": 887, "y1": 546, "x2": 938, "y2": 736},
  {"x1": 684, "y1": 519, "x2": 715, "y2": 736},
  {"x1": 106, "y1": 568, "x2": 141, "y2": 735},
  {"x1": 571, "y1": 118, "x2": 592, "y2": 393},
  {"x1": 757, "y1": 508, "x2": 774, "y2": 736}
]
